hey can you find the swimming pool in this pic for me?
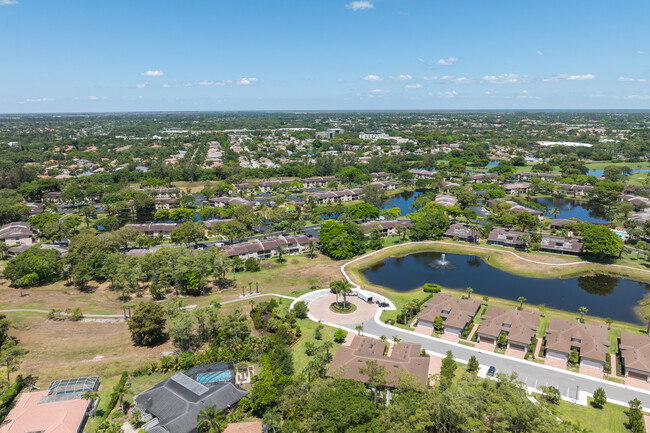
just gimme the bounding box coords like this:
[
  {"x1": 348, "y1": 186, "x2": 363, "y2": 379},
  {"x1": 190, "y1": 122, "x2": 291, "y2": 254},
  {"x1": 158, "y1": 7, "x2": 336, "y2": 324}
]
[{"x1": 196, "y1": 371, "x2": 232, "y2": 384}]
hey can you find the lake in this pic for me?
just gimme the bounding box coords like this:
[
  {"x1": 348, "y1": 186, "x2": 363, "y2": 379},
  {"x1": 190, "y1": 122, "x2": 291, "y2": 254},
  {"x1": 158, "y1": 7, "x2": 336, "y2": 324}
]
[
  {"x1": 534, "y1": 197, "x2": 610, "y2": 224},
  {"x1": 381, "y1": 190, "x2": 422, "y2": 216},
  {"x1": 587, "y1": 168, "x2": 650, "y2": 177},
  {"x1": 362, "y1": 251, "x2": 649, "y2": 324}
]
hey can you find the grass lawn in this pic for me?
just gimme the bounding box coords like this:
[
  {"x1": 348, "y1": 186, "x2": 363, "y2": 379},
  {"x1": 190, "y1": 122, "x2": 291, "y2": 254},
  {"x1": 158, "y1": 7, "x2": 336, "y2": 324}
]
[
  {"x1": 553, "y1": 398, "x2": 631, "y2": 433},
  {"x1": 292, "y1": 317, "x2": 340, "y2": 374}
]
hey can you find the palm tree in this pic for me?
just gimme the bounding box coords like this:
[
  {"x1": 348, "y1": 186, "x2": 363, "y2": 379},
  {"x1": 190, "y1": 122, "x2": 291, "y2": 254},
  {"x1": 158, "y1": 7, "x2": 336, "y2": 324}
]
[
  {"x1": 330, "y1": 280, "x2": 341, "y2": 303},
  {"x1": 196, "y1": 405, "x2": 228, "y2": 433},
  {"x1": 578, "y1": 306, "x2": 589, "y2": 323},
  {"x1": 307, "y1": 240, "x2": 317, "y2": 258},
  {"x1": 392, "y1": 335, "x2": 402, "y2": 344},
  {"x1": 550, "y1": 207, "x2": 560, "y2": 219},
  {"x1": 466, "y1": 287, "x2": 474, "y2": 299},
  {"x1": 404, "y1": 301, "x2": 418, "y2": 324},
  {"x1": 541, "y1": 204, "x2": 549, "y2": 217},
  {"x1": 355, "y1": 324, "x2": 364, "y2": 335},
  {"x1": 380, "y1": 335, "x2": 388, "y2": 343},
  {"x1": 339, "y1": 279, "x2": 352, "y2": 309},
  {"x1": 517, "y1": 296, "x2": 526, "y2": 311},
  {"x1": 396, "y1": 225, "x2": 408, "y2": 242},
  {"x1": 276, "y1": 245, "x2": 287, "y2": 263}
]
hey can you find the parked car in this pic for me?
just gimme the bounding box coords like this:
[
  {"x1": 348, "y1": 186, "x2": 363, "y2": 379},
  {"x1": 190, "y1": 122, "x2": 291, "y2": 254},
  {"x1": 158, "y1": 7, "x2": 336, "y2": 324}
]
[
  {"x1": 487, "y1": 366, "x2": 496, "y2": 377},
  {"x1": 378, "y1": 302, "x2": 389, "y2": 308}
]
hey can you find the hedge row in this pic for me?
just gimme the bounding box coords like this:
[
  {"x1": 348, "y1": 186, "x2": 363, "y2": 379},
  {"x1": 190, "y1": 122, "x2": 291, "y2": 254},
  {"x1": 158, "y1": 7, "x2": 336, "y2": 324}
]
[
  {"x1": 0, "y1": 376, "x2": 25, "y2": 424},
  {"x1": 101, "y1": 371, "x2": 128, "y2": 423}
]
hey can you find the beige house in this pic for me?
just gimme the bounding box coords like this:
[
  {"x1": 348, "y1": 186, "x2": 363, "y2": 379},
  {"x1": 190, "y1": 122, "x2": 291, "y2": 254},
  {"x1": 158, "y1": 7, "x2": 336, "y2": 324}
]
[
  {"x1": 476, "y1": 306, "x2": 540, "y2": 351},
  {"x1": 416, "y1": 292, "x2": 481, "y2": 335},
  {"x1": 619, "y1": 332, "x2": 650, "y2": 382},
  {"x1": 544, "y1": 318, "x2": 609, "y2": 370},
  {"x1": 0, "y1": 222, "x2": 34, "y2": 246}
]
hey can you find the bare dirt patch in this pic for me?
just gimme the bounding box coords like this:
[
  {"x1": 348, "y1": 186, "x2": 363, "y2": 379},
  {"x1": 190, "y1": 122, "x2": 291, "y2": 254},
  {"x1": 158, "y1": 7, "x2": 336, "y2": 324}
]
[{"x1": 10, "y1": 315, "x2": 174, "y2": 386}]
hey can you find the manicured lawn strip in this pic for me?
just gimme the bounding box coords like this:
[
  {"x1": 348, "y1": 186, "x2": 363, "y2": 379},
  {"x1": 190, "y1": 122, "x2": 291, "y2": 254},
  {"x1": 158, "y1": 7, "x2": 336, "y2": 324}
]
[{"x1": 553, "y1": 398, "x2": 631, "y2": 433}]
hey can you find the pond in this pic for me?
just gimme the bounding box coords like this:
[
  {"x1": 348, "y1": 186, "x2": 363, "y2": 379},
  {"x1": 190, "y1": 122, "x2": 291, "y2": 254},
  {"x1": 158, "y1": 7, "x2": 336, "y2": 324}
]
[
  {"x1": 381, "y1": 190, "x2": 423, "y2": 216},
  {"x1": 587, "y1": 168, "x2": 650, "y2": 177},
  {"x1": 362, "y1": 251, "x2": 649, "y2": 325},
  {"x1": 534, "y1": 197, "x2": 610, "y2": 224}
]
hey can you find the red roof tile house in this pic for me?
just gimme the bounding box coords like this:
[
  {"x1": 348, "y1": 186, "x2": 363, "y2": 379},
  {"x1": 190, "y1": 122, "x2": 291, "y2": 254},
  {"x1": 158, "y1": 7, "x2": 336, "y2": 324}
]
[
  {"x1": 416, "y1": 292, "x2": 481, "y2": 336},
  {"x1": 544, "y1": 318, "x2": 609, "y2": 370},
  {"x1": 0, "y1": 376, "x2": 99, "y2": 433},
  {"x1": 619, "y1": 332, "x2": 650, "y2": 382},
  {"x1": 476, "y1": 306, "x2": 540, "y2": 351},
  {"x1": 327, "y1": 335, "x2": 430, "y2": 388}
]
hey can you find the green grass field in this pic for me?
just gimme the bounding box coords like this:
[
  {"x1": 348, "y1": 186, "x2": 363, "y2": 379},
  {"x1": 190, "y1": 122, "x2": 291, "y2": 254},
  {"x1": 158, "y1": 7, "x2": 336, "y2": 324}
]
[{"x1": 553, "y1": 398, "x2": 631, "y2": 433}]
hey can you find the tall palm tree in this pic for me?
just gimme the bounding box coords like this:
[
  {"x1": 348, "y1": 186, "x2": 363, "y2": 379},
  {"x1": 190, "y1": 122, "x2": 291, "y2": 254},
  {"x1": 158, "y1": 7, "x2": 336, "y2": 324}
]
[
  {"x1": 330, "y1": 280, "x2": 342, "y2": 304},
  {"x1": 338, "y1": 279, "x2": 352, "y2": 309},
  {"x1": 517, "y1": 296, "x2": 526, "y2": 311},
  {"x1": 578, "y1": 306, "x2": 588, "y2": 323},
  {"x1": 550, "y1": 207, "x2": 560, "y2": 219},
  {"x1": 404, "y1": 301, "x2": 418, "y2": 324},
  {"x1": 466, "y1": 287, "x2": 474, "y2": 299},
  {"x1": 355, "y1": 324, "x2": 364, "y2": 335},
  {"x1": 307, "y1": 240, "x2": 317, "y2": 258},
  {"x1": 196, "y1": 405, "x2": 228, "y2": 433},
  {"x1": 276, "y1": 245, "x2": 287, "y2": 263}
]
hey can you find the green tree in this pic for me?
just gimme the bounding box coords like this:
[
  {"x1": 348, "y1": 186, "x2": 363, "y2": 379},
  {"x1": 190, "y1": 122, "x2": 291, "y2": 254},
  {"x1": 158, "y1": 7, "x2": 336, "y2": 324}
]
[
  {"x1": 127, "y1": 301, "x2": 167, "y2": 346},
  {"x1": 592, "y1": 387, "x2": 606, "y2": 408},
  {"x1": 433, "y1": 316, "x2": 444, "y2": 332},
  {"x1": 578, "y1": 223, "x2": 624, "y2": 259},
  {"x1": 170, "y1": 221, "x2": 206, "y2": 247},
  {"x1": 628, "y1": 398, "x2": 645, "y2": 433},
  {"x1": 439, "y1": 350, "x2": 457, "y2": 390},
  {"x1": 359, "y1": 360, "x2": 387, "y2": 407},
  {"x1": 333, "y1": 328, "x2": 347, "y2": 343},
  {"x1": 276, "y1": 244, "x2": 287, "y2": 263},
  {"x1": 250, "y1": 380, "x2": 279, "y2": 415},
  {"x1": 467, "y1": 355, "x2": 479, "y2": 373},
  {"x1": 518, "y1": 296, "x2": 527, "y2": 310},
  {"x1": 307, "y1": 239, "x2": 317, "y2": 258},
  {"x1": 569, "y1": 349, "x2": 579, "y2": 365},
  {"x1": 540, "y1": 385, "x2": 561, "y2": 405},
  {"x1": 0, "y1": 338, "x2": 26, "y2": 382},
  {"x1": 196, "y1": 405, "x2": 228, "y2": 433}
]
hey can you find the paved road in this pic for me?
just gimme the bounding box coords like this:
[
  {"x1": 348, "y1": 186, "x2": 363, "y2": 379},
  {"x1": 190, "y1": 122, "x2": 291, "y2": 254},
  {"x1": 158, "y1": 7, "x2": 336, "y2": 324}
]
[{"x1": 350, "y1": 313, "x2": 650, "y2": 409}]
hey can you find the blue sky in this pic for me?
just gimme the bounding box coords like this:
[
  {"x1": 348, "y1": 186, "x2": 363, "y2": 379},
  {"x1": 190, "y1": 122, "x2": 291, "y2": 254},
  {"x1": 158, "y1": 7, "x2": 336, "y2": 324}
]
[{"x1": 1, "y1": 0, "x2": 649, "y2": 112}]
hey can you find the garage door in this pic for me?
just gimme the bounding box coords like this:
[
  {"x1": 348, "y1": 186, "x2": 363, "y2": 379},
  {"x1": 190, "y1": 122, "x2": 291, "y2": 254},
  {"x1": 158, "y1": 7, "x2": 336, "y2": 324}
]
[
  {"x1": 509, "y1": 342, "x2": 526, "y2": 351},
  {"x1": 480, "y1": 336, "x2": 495, "y2": 345},
  {"x1": 546, "y1": 350, "x2": 568, "y2": 362},
  {"x1": 445, "y1": 327, "x2": 461, "y2": 336},
  {"x1": 417, "y1": 319, "x2": 434, "y2": 329},
  {"x1": 580, "y1": 359, "x2": 603, "y2": 370},
  {"x1": 628, "y1": 370, "x2": 649, "y2": 381}
]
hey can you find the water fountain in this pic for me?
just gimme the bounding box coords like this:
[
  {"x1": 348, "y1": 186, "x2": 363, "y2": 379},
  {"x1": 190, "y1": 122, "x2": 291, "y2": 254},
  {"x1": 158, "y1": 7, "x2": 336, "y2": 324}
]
[{"x1": 429, "y1": 253, "x2": 457, "y2": 270}]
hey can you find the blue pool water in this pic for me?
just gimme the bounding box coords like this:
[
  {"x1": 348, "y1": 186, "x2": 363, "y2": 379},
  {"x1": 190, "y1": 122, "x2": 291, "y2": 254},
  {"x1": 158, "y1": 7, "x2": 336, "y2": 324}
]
[{"x1": 196, "y1": 371, "x2": 231, "y2": 383}]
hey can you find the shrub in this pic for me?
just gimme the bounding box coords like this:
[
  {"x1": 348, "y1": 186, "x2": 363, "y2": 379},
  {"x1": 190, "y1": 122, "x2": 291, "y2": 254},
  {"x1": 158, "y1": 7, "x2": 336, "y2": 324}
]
[
  {"x1": 130, "y1": 409, "x2": 143, "y2": 428},
  {"x1": 314, "y1": 325, "x2": 323, "y2": 340},
  {"x1": 291, "y1": 301, "x2": 308, "y2": 319},
  {"x1": 423, "y1": 283, "x2": 441, "y2": 293},
  {"x1": 70, "y1": 307, "x2": 84, "y2": 321},
  {"x1": 333, "y1": 329, "x2": 347, "y2": 343},
  {"x1": 111, "y1": 410, "x2": 124, "y2": 419},
  {"x1": 433, "y1": 316, "x2": 444, "y2": 332},
  {"x1": 245, "y1": 258, "x2": 261, "y2": 272},
  {"x1": 540, "y1": 385, "x2": 561, "y2": 405}
]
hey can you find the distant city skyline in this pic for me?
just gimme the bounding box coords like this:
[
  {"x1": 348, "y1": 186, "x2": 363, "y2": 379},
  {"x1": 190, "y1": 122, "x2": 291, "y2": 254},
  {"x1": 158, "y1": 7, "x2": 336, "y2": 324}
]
[{"x1": 1, "y1": 0, "x2": 649, "y2": 113}]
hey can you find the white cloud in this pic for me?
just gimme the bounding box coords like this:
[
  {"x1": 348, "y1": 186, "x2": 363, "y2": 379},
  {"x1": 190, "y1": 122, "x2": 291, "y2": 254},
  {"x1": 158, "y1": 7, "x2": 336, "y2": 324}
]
[
  {"x1": 436, "y1": 57, "x2": 458, "y2": 66},
  {"x1": 390, "y1": 74, "x2": 412, "y2": 81},
  {"x1": 618, "y1": 76, "x2": 635, "y2": 82},
  {"x1": 405, "y1": 83, "x2": 423, "y2": 89},
  {"x1": 438, "y1": 90, "x2": 457, "y2": 98},
  {"x1": 346, "y1": 1, "x2": 374, "y2": 11},
  {"x1": 138, "y1": 96, "x2": 143, "y2": 99},
  {"x1": 237, "y1": 77, "x2": 258, "y2": 85},
  {"x1": 482, "y1": 73, "x2": 531, "y2": 84},
  {"x1": 423, "y1": 76, "x2": 438, "y2": 81},
  {"x1": 0, "y1": 0, "x2": 19, "y2": 5},
  {"x1": 516, "y1": 90, "x2": 540, "y2": 99},
  {"x1": 363, "y1": 74, "x2": 382, "y2": 81},
  {"x1": 543, "y1": 73, "x2": 595, "y2": 82},
  {"x1": 198, "y1": 80, "x2": 232, "y2": 86},
  {"x1": 140, "y1": 70, "x2": 164, "y2": 77},
  {"x1": 22, "y1": 98, "x2": 54, "y2": 103},
  {"x1": 370, "y1": 89, "x2": 386, "y2": 93},
  {"x1": 637, "y1": 50, "x2": 646, "y2": 55},
  {"x1": 417, "y1": 58, "x2": 427, "y2": 64},
  {"x1": 625, "y1": 94, "x2": 650, "y2": 100},
  {"x1": 88, "y1": 96, "x2": 98, "y2": 100},
  {"x1": 136, "y1": 83, "x2": 148, "y2": 88},
  {"x1": 536, "y1": 50, "x2": 544, "y2": 56}
]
